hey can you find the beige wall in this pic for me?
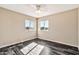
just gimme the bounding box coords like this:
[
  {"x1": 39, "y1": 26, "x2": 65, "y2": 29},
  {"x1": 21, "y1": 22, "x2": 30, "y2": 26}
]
[
  {"x1": 0, "y1": 7, "x2": 36, "y2": 48},
  {"x1": 39, "y1": 9, "x2": 78, "y2": 47}
]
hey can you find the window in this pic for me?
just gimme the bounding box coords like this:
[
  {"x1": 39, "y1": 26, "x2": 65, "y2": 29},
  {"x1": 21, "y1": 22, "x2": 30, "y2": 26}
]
[
  {"x1": 40, "y1": 20, "x2": 48, "y2": 31},
  {"x1": 25, "y1": 20, "x2": 34, "y2": 30}
]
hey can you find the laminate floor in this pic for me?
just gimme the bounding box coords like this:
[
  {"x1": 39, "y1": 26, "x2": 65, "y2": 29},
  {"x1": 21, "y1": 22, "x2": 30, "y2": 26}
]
[{"x1": 0, "y1": 38, "x2": 79, "y2": 55}]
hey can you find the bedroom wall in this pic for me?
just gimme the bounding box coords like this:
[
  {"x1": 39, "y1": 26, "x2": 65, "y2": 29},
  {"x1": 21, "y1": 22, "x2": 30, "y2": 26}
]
[
  {"x1": 38, "y1": 8, "x2": 78, "y2": 47},
  {"x1": 0, "y1": 7, "x2": 36, "y2": 48}
]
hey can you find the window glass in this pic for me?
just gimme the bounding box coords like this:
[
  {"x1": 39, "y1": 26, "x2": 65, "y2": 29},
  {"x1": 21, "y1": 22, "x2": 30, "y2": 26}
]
[
  {"x1": 40, "y1": 20, "x2": 48, "y2": 31},
  {"x1": 25, "y1": 20, "x2": 34, "y2": 30}
]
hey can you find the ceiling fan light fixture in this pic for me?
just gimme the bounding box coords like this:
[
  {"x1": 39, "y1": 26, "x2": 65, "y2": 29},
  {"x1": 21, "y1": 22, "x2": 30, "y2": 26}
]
[
  {"x1": 36, "y1": 10, "x2": 41, "y2": 13},
  {"x1": 35, "y1": 5, "x2": 41, "y2": 14}
]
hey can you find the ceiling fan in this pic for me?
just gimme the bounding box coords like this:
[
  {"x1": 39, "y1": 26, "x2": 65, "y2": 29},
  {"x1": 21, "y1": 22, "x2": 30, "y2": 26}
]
[
  {"x1": 35, "y1": 4, "x2": 41, "y2": 13},
  {"x1": 31, "y1": 4, "x2": 45, "y2": 14}
]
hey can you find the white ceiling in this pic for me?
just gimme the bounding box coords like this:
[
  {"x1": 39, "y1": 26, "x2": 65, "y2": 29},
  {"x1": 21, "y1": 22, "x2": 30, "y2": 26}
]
[{"x1": 0, "y1": 4, "x2": 79, "y2": 18}]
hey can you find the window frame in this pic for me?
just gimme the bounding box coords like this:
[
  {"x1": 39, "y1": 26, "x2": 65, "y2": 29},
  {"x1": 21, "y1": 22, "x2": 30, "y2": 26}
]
[
  {"x1": 39, "y1": 20, "x2": 48, "y2": 31},
  {"x1": 25, "y1": 20, "x2": 35, "y2": 31}
]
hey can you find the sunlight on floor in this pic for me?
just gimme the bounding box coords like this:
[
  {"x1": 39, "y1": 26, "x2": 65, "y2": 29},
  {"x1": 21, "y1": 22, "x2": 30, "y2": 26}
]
[{"x1": 20, "y1": 42, "x2": 44, "y2": 55}]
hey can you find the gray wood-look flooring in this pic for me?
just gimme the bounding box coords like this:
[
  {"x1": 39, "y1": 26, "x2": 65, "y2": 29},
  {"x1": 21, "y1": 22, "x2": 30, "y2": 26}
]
[{"x1": 0, "y1": 38, "x2": 79, "y2": 55}]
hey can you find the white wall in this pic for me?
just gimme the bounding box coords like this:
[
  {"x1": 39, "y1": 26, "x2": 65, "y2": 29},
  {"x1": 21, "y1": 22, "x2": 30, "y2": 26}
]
[
  {"x1": 0, "y1": 7, "x2": 36, "y2": 48},
  {"x1": 38, "y1": 9, "x2": 78, "y2": 47}
]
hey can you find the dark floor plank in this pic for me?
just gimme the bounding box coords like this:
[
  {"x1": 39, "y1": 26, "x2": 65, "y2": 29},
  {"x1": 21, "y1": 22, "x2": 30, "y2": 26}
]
[{"x1": 0, "y1": 38, "x2": 79, "y2": 55}]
